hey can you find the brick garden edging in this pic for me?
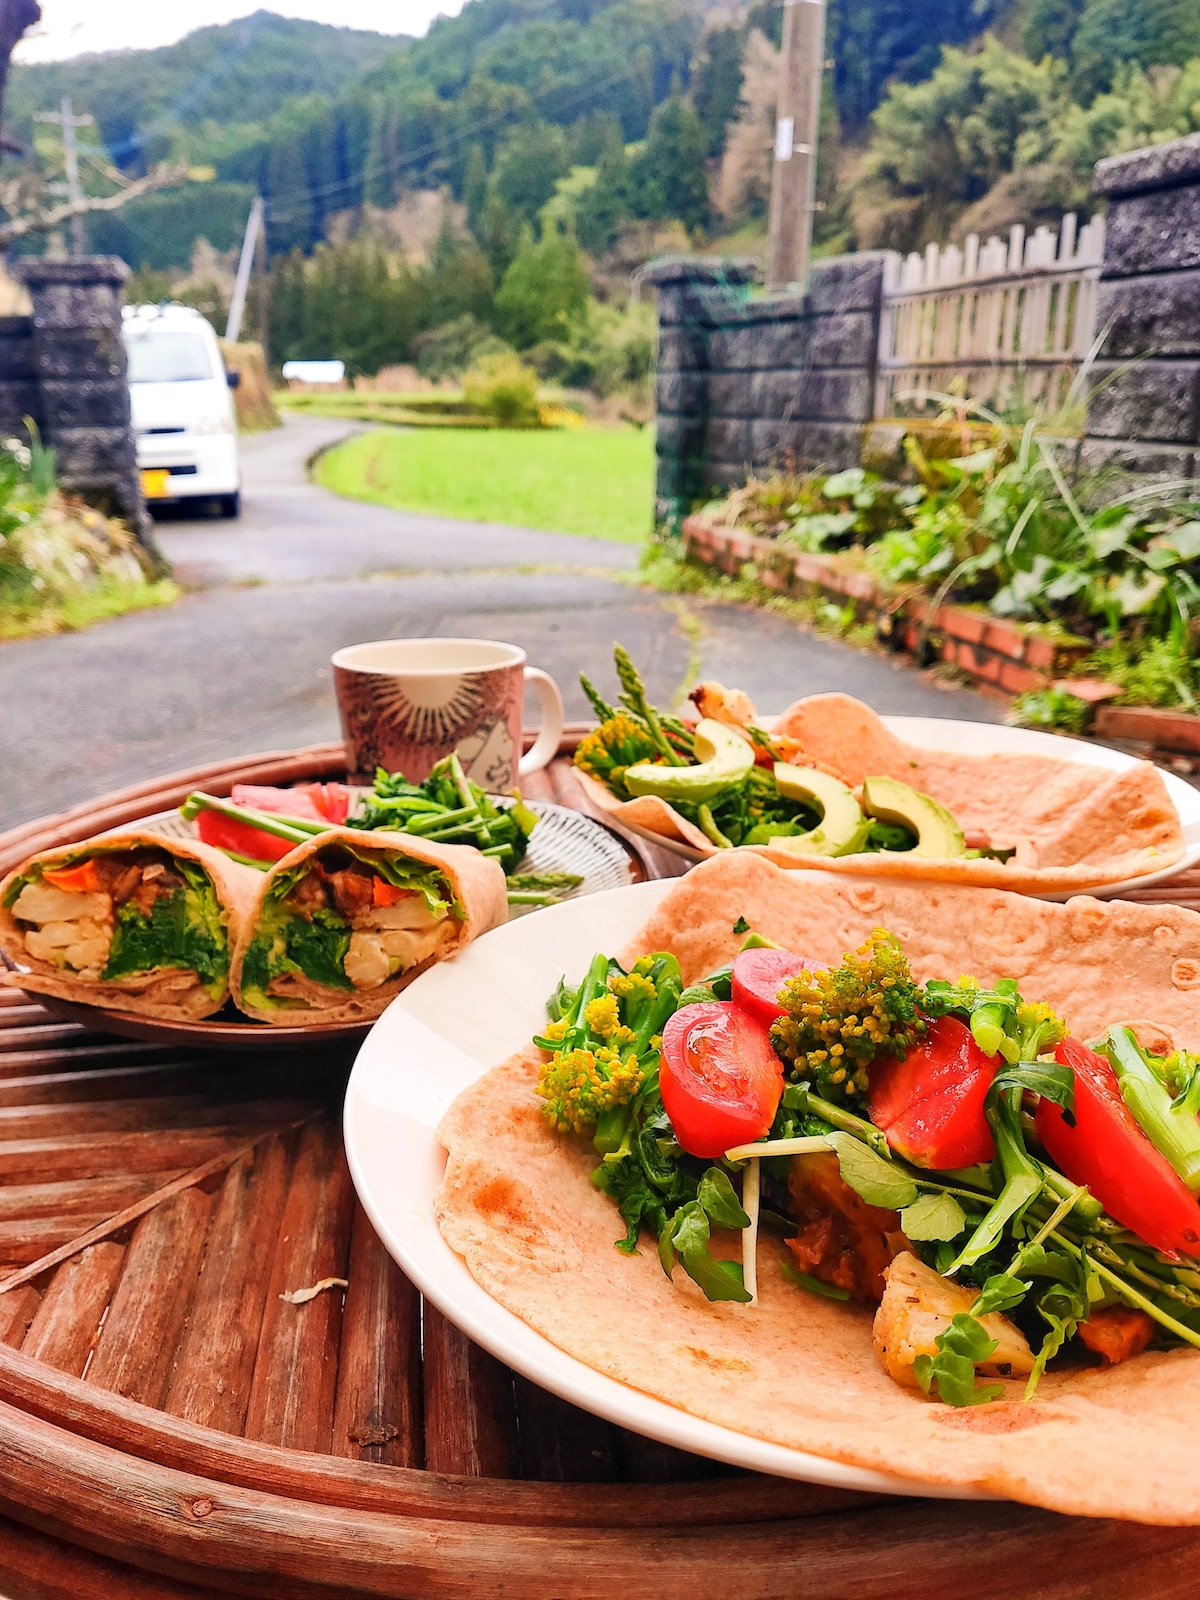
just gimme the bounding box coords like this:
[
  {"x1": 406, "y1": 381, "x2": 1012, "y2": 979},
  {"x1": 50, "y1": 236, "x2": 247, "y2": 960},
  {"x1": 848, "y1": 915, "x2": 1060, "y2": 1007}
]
[{"x1": 681, "y1": 515, "x2": 1091, "y2": 696}]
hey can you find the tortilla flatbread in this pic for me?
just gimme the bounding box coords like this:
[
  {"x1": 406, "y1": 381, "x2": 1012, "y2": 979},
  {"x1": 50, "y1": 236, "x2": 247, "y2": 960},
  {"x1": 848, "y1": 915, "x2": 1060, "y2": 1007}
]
[
  {"x1": 577, "y1": 693, "x2": 1185, "y2": 894},
  {"x1": 437, "y1": 853, "x2": 1200, "y2": 1521},
  {"x1": 0, "y1": 832, "x2": 260, "y2": 1020},
  {"x1": 230, "y1": 826, "x2": 507, "y2": 1024}
]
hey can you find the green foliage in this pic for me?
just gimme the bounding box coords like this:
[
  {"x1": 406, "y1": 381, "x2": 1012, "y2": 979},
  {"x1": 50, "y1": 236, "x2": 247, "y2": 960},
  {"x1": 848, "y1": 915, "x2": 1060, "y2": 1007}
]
[
  {"x1": 462, "y1": 351, "x2": 541, "y2": 426},
  {"x1": 1069, "y1": 0, "x2": 1200, "y2": 96},
  {"x1": 1010, "y1": 686, "x2": 1092, "y2": 734},
  {"x1": 494, "y1": 220, "x2": 591, "y2": 348},
  {"x1": 488, "y1": 121, "x2": 571, "y2": 225},
  {"x1": 103, "y1": 881, "x2": 228, "y2": 996},
  {"x1": 410, "y1": 315, "x2": 510, "y2": 382},
  {"x1": 629, "y1": 90, "x2": 710, "y2": 233},
  {"x1": 692, "y1": 27, "x2": 745, "y2": 157}
]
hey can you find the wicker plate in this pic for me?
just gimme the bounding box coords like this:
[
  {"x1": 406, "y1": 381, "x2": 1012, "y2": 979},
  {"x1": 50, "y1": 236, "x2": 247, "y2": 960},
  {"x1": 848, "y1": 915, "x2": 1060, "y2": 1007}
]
[{"x1": 7, "y1": 800, "x2": 644, "y2": 1050}]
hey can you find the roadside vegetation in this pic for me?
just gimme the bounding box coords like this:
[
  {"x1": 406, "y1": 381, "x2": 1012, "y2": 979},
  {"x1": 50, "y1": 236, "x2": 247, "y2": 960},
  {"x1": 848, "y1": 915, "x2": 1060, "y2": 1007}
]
[
  {"x1": 315, "y1": 424, "x2": 654, "y2": 545},
  {"x1": 672, "y1": 398, "x2": 1200, "y2": 728},
  {"x1": 0, "y1": 430, "x2": 176, "y2": 642}
]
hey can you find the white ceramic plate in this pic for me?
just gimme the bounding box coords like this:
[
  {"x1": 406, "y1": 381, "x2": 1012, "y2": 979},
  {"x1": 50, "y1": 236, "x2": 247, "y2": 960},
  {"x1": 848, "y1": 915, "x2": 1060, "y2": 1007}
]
[
  {"x1": 343, "y1": 877, "x2": 987, "y2": 1499},
  {"x1": 611, "y1": 715, "x2": 1200, "y2": 900}
]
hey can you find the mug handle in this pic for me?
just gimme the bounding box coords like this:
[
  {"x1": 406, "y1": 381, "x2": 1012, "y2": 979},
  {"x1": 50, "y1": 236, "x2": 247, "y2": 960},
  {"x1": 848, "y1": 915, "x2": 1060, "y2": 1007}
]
[{"x1": 519, "y1": 667, "x2": 565, "y2": 778}]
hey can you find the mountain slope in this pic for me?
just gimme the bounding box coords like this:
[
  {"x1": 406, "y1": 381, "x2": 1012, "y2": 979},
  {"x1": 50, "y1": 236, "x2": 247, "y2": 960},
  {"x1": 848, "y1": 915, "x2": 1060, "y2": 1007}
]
[{"x1": 7, "y1": 11, "x2": 404, "y2": 169}]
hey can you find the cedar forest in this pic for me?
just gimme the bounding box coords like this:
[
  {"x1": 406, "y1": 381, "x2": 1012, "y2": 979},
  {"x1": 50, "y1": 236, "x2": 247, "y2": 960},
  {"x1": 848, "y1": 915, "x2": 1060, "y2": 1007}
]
[{"x1": 6, "y1": 0, "x2": 1199, "y2": 387}]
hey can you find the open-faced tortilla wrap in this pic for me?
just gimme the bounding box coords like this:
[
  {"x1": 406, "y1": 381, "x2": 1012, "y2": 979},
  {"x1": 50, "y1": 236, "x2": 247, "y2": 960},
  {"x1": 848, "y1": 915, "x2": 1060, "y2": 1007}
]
[
  {"x1": 230, "y1": 826, "x2": 507, "y2": 1024},
  {"x1": 577, "y1": 693, "x2": 1185, "y2": 893},
  {"x1": 0, "y1": 833, "x2": 260, "y2": 1020},
  {"x1": 436, "y1": 852, "x2": 1200, "y2": 1522}
]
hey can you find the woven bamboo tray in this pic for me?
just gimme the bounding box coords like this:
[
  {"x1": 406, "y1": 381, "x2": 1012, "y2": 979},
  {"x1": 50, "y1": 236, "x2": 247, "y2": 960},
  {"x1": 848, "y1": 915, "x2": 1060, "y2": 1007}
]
[{"x1": 0, "y1": 741, "x2": 1199, "y2": 1600}]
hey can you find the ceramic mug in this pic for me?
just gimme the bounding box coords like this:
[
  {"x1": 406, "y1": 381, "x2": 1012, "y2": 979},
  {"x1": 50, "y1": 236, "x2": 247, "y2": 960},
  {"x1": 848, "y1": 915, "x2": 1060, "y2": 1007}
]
[{"x1": 332, "y1": 637, "x2": 565, "y2": 790}]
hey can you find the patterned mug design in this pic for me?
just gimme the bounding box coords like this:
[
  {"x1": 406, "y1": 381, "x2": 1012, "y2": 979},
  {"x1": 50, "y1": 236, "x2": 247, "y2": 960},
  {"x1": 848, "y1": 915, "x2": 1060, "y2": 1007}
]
[{"x1": 332, "y1": 638, "x2": 564, "y2": 790}]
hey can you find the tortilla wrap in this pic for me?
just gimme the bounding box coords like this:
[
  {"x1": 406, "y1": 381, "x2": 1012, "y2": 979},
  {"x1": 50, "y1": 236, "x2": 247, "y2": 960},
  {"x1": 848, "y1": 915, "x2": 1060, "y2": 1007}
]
[
  {"x1": 0, "y1": 833, "x2": 260, "y2": 1020},
  {"x1": 578, "y1": 693, "x2": 1185, "y2": 893},
  {"x1": 437, "y1": 852, "x2": 1200, "y2": 1521},
  {"x1": 230, "y1": 826, "x2": 507, "y2": 1024}
]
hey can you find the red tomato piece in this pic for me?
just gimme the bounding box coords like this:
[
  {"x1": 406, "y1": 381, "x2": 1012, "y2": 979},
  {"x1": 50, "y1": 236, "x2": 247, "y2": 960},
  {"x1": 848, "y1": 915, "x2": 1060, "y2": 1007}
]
[
  {"x1": 731, "y1": 947, "x2": 817, "y2": 1024},
  {"x1": 42, "y1": 859, "x2": 101, "y2": 893},
  {"x1": 231, "y1": 784, "x2": 324, "y2": 820},
  {"x1": 298, "y1": 783, "x2": 351, "y2": 824},
  {"x1": 1037, "y1": 1036, "x2": 1200, "y2": 1258},
  {"x1": 372, "y1": 877, "x2": 410, "y2": 907},
  {"x1": 195, "y1": 810, "x2": 296, "y2": 864},
  {"x1": 659, "y1": 1001, "x2": 784, "y2": 1158},
  {"x1": 868, "y1": 1016, "x2": 997, "y2": 1170}
]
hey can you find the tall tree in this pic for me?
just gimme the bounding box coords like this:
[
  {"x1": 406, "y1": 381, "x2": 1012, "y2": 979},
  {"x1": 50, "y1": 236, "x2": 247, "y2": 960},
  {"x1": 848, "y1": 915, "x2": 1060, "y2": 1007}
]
[
  {"x1": 0, "y1": 0, "x2": 39, "y2": 149},
  {"x1": 494, "y1": 218, "x2": 590, "y2": 348},
  {"x1": 631, "y1": 90, "x2": 709, "y2": 233}
]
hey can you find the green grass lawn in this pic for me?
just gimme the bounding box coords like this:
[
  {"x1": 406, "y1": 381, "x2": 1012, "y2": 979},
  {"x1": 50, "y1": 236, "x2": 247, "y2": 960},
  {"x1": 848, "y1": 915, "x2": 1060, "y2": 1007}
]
[{"x1": 314, "y1": 425, "x2": 655, "y2": 544}]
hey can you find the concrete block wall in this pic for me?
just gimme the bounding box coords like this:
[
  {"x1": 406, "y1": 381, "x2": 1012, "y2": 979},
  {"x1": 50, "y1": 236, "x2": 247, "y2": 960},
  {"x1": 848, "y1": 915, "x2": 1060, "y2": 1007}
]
[
  {"x1": 645, "y1": 253, "x2": 887, "y2": 526},
  {"x1": 1084, "y1": 134, "x2": 1200, "y2": 481},
  {"x1": 11, "y1": 256, "x2": 150, "y2": 545}
]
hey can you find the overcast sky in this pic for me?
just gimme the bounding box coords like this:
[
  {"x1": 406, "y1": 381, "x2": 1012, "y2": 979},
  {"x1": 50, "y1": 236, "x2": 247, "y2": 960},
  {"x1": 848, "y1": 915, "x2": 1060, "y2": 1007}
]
[{"x1": 14, "y1": 1, "x2": 469, "y2": 63}]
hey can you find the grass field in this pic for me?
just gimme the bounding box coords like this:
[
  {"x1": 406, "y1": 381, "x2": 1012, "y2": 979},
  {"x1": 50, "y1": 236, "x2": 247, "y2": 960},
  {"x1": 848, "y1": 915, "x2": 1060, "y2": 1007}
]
[{"x1": 314, "y1": 425, "x2": 655, "y2": 544}]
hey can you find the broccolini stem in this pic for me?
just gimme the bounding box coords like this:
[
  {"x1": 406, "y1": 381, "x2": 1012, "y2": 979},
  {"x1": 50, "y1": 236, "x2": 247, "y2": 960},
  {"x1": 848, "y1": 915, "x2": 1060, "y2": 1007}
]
[
  {"x1": 447, "y1": 752, "x2": 475, "y2": 810},
  {"x1": 1106, "y1": 1026, "x2": 1200, "y2": 1192},
  {"x1": 947, "y1": 1087, "x2": 1043, "y2": 1272},
  {"x1": 180, "y1": 793, "x2": 318, "y2": 846},
  {"x1": 402, "y1": 804, "x2": 480, "y2": 836},
  {"x1": 614, "y1": 644, "x2": 685, "y2": 765},
  {"x1": 793, "y1": 1085, "x2": 892, "y2": 1160},
  {"x1": 697, "y1": 805, "x2": 733, "y2": 849},
  {"x1": 1085, "y1": 1251, "x2": 1200, "y2": 1350},
  {"x1": 579, "y1": 673, "x2": 616, "y2": 723}
]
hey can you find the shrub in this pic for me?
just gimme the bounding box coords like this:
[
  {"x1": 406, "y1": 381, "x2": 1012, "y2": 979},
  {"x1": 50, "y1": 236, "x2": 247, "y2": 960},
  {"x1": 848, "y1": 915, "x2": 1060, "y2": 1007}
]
[{"x1": 461, "y1": 352, "x2": 541, "y2": 427}]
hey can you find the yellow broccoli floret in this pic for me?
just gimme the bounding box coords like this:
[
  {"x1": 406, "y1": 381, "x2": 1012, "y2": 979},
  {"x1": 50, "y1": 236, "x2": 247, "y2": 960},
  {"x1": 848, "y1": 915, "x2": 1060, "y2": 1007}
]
[
  {"x1": 609, "y1": 969, "x2": 656, "y2": 1007},
  {"x1": 536, "y1": 1047, "x2": 645, "y2": 1134},
  {"x1": 771, "y1": 928, "x2": 925, "y2": 1100},
  {"x1": 1016, "y1": 1000, "x2": 1067, "y2": 1058},
  {"x1": 574, "y1": 714, "x2": 659, "y2": 794},
  {"x1": 584, "y1": 994, "x2": 622, "y2": 1038}
]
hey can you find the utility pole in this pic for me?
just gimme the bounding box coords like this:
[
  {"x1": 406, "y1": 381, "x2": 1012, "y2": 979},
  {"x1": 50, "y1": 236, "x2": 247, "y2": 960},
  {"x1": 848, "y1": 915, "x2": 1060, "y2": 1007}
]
[
  {"x1": 253, "y1": 198, "x2": 269, "y2": 368},
  {"x1": 766, "y1": 0, "x2": 827, "y2": 289},
  {"x1": 225, "y1": 194, "x2": 263, "y2": 345},
  {"x1": 33, "y1": 97, "x2": 92, "y2": 256}
]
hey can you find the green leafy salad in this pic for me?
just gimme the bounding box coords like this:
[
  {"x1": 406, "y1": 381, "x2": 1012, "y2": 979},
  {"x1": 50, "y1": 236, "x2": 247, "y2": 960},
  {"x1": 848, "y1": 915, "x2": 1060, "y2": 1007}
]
[
  {"x1": 574, "y1": 644, "x2": 1010, "y2": 862},
  {"x1": 531, "y1": 926, "x2": 1200, "y2": 1407}
]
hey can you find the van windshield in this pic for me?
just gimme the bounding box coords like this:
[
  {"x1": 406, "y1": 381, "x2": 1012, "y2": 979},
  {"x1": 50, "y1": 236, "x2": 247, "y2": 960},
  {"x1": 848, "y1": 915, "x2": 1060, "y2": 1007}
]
[{"x1": 125, "y1": 329, "x2": 215, "y2": 383}]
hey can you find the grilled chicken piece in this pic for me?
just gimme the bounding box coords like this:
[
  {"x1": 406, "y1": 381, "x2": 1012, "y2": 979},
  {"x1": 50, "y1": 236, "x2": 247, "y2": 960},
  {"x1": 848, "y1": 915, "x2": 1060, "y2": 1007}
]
[{"x1": 873, "y1": 1252, "x2": 1034, "y2": 1391}]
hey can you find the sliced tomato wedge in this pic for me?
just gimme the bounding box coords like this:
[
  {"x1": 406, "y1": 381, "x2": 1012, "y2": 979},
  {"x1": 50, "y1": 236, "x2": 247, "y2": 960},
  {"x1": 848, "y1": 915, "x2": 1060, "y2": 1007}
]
[
  {"x1": 1036, "y1": 1036, "x2": 1200, "y2": 1258},
  {"x1": 231, "y1": 784, "x2": 324, "y2": 820},
  {"x1": 659, "y1": 1001, "x2": 784, "y2": 1158},
  {"x1": 372, "y1": 877, "x2": 411, "y2": 907},
  {"x1": 42, "y1": 859, "x2": 101, "y2": 893},
  {"x1": 731, "y1": 947, "x2": 817, "y2": 1024},
  {"x1": 195, "y1": 810, "x2": 296, "y2": 864},
  {"x1": 868, "y1": 1015, "x2": 996, "y2": 1169},
  {"x1": 298, "y1": 783, "x2": 351, "y2": 824}
]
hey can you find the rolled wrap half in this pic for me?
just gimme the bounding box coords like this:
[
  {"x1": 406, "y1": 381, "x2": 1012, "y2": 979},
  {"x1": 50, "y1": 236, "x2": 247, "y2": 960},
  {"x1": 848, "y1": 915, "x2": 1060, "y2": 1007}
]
[
  {"x1": 0, "y1": 833, "x2": 261, "y2": 1020},
  {"x1": 230, "y1": 827, "x2": 508, "y2": 1024}
]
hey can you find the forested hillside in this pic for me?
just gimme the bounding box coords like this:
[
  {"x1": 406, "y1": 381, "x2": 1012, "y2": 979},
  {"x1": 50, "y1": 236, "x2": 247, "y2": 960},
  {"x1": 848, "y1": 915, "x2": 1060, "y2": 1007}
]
[{"x1": 9, "y1": 0, "x2": 1199, "y2": 380}]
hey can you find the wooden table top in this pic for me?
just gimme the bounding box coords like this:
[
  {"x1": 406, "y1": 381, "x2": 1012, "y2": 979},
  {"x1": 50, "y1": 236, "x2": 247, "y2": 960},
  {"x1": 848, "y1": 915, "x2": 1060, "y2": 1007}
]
[{"x1": 0, "y1": 741, "x2": 1197, "y2": 1600}]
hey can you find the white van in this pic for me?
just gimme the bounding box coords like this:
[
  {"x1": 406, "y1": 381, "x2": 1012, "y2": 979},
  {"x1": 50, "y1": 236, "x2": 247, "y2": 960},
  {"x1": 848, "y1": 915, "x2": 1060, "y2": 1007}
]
[{"x1": 121, "y1": 303, "x2": 241, "y2": 518}]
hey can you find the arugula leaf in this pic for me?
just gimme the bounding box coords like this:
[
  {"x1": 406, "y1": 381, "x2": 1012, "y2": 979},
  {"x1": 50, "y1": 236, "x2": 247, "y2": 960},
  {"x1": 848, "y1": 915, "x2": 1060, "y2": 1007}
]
[
  {"x1": 659, "y1": 1201, "x2": 752, "y2": 1304},
  {"x1": 971, "y1": 1272, "x2": 1032, "y2": 1316},
  {"x1": 733, "y1": 916, "x2": 750, "y2": 935},
  {"x1": 901, "y1": 1191, "x2": 967, "y2": 1242},
  {"x1": 913, "y1": 1313, "x2": 1005, "y2": 1407},
  {"x1": 828, "y1": 1131, "x2": 918, "y2": 1210},
  {"x1": 698, "y1": 1167, "x2": 751, "y2": 1230},
  {"x1": 781, "y1": 1261, "x2": 851, "y2": 1301}
]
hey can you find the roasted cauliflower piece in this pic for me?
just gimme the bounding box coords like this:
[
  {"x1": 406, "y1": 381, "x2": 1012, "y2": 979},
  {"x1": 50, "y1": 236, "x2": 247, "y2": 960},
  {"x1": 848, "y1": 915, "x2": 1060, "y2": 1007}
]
[
  {"x1": 873, "y1": 1252, "x2": 1034, "y2": 1391},
  {"x1": 688, "y1": 680, "x2": 758, "y2": 728}
]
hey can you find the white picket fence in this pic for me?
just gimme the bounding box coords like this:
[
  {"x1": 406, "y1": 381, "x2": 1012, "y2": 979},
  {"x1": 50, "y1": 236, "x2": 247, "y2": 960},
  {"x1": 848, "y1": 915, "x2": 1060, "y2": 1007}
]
[{"x1": 875, "y1": 213, "x2": 1105, "y2": 419}]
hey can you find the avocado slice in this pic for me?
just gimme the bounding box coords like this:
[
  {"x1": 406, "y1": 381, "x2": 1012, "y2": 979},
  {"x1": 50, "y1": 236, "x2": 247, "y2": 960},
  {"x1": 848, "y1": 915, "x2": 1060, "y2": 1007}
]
[
  {"x1": 767, "y1": 764, "x2": 872, "y2": 857},
  {"x1": 860, "y1": 775, "x2": 966, "y2": 859},
  {"x1": 623, "y1": 717, "x2": 755, "y2": 803}
]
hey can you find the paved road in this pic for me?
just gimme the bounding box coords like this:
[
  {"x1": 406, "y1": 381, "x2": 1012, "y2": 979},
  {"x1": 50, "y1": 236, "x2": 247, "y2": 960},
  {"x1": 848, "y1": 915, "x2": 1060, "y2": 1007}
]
[{"x1": 0, "y1": 415, "x2": 1003, "y2": 828}]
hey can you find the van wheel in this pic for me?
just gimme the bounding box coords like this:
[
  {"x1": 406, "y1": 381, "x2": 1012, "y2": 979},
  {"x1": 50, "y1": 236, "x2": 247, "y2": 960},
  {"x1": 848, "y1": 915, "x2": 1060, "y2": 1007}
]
[{"x1": 219, "y1": 492, "x2": 240, "y2": 519}]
